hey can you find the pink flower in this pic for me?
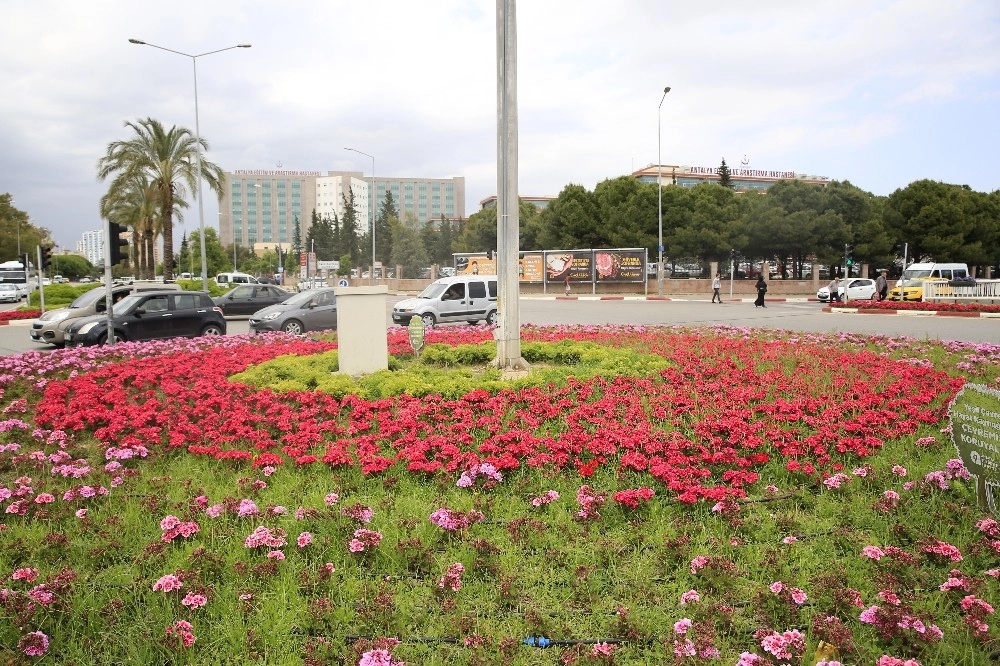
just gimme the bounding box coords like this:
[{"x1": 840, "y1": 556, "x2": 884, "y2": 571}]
[
  {"x1": 673, "y1": 618, "x2": 693, "y2": 634},
  {"x1": 892, "y1": 465, "x2": 908, "y2": 477},
  {"x1": 11, "y1": 567, "x2": 38, "y2": 582},
  {"x1": 863, "y1": 545, "x2": 885, "y2": 560},
  {"x1": 236, "y1": 499, "x2": 259, "y2": 517},
  {"x1": 266, "y1": 550, "x2": 285, "y2": 560},
  {"x1": 690, "y1": 555, "x2": 709, "y2": 574},
  {"x1": 19, "y1": 630, "x2": 49, "y2": 657},
  {"x1": 160, "y1": 515, "x2": 181, "y2": 531},
  {"x1": 358, "y1": 648, "x2": 404, "y2": 666},
  {"x1": 923, "y1": 540, "x2": 963, "y2": 562},
  {"x1": 75, "y1": 508, "x2": 87, "y2": 518},
  {"x1": 530, "y1": 490, "x2": 560, "y2": 507},
  {"x1": 679, "y1": 589, "x2": 700, "y2": 604},
  {"x1": 591, "y1": 642, "x2": 616, "y2": 657},
  {"x1": 324, "y1": 492, "x2": 340, "y2": 506},
  {"x1": 33, "y1": 493, "x2": 55, "y2": 504},
  {"x1": 349, "y1": 528, "x2": 383, "y2": 553},
  {"x1": 297, "y1": 532, "x2": 313, "y2": 548},
  {"x1": 859, "y1": 605, "x2": 881, "y2": 624},
  {"x1": 790, "y1": 588, "x2": 808, "y2": 605},
  {"x1": 165, "y1": 619, "x2": 196, "y2": 648},
  {"x1": 181, "y1": 592, "x2": 208, "y2": 609},
  {"x1": 205, "y1": 504, "x2": 224, "y2": 518},
  {"x1": 782, "y1": 535, "x2": 798, "y2": 544},
  {"x1": 153, "y1": 574, "x2": 183, "y2": 593},
  {"x1": 438, "y1": 562, "x2": 465, "y2": 591},
  {"x1": 769, "y1": 581, "x2": 785, "y2": 595}
]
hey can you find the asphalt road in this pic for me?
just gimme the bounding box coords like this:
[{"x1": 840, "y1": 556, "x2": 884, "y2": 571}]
[{"x1": 1, "y1": 296, "x2": 996, "y2": 357}]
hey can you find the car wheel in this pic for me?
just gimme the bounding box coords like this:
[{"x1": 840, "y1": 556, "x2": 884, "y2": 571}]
[
  {"x1": 420, "y1": 313, "x2": 436, "y2": 328},
  {"x1": 96, "y1": 333, "x2": 108, "y2": 346},
  {"x1": 282, "y1": 320, "x2": 304, "y2": 335},
  {"x1": 200, "y1": 324, "x2": 224, "y2": 336},
  {"x1": 467, "y1": 320, "x2": 480, "y2": 325},
  {"x1": 486, "y1": 310, "x2": 498, "y2": 326}
]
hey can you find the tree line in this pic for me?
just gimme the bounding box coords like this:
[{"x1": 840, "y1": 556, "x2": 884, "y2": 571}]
[
  {"x1": 53, "y1": 118, "x2": 998, "y2": 281},
  {"x1": 453, "y1": 175, "x2": 1000, "y2": 278}
]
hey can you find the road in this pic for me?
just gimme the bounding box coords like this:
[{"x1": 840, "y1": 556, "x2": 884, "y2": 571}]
[{"x1": 0, "y1": 296, "x2": 996, "y2": 357}]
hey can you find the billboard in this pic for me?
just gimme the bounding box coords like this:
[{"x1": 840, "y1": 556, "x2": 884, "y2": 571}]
[
  {"x1": 546, "y1": 251, "x2": 593, "y2": 283},
  {"x1": 594, "y1": 250, "x2": 646, "y2": 283}
]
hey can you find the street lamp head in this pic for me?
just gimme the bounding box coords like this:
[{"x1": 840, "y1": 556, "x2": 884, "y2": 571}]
[
  {"x1": 237, "y1": 44, "x2": 251, "y2": 48},
  {"x1": 128, "y1": 38, "x2": 146, "y2": 45},
  {"x1": 664, "y1": 86, "x2": 671, "y2": 94}
]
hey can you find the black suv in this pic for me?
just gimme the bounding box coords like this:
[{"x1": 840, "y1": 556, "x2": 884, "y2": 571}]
[{"x1": 63, "y1": 291, "x2": 226, "y2": 346}]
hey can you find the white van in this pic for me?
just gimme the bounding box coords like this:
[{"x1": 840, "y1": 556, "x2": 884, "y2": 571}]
[
  {"x1": 889, "y1": 262, "x2": 969, "y2": 301},
  {"x1": 215, "y1": 272, "x2": 259, "y2": 287},
  {"x1": 392, "y1": 275, "x2": 498, "y2": 327}
]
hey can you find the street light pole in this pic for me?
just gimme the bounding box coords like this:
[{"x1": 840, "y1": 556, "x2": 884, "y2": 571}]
[
  {"x1": 344, "y1": 148, "x2": 376, "y2": 285},
  {"x1": 657, "y1": 86, "x2": 671, "y2": 297},
  {"x1": 129, "y1": 39, "x2": 251, "y2": 291}
]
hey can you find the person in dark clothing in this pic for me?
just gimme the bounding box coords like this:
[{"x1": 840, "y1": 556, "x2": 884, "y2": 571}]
[{"x1": 754, "y1": 275, "x2": 767, "y2": 308}]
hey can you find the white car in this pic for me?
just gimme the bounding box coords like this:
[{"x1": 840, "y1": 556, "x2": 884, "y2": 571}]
[
  {"x1": 817, "y1": 277, "x2": 878, "y2": 302},
  {"x1": 0, "y1": 283, "x2": 20, "y2": 303}
]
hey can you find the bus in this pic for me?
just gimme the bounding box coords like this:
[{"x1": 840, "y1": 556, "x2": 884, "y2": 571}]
[{"x1": 0, "y1": 260, "x2": 32, "y2": 300}]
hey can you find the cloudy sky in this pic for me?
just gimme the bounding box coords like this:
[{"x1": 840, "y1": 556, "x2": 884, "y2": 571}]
[{"x1": 2, "y1": 0, "x2": 998, "y2": 250}]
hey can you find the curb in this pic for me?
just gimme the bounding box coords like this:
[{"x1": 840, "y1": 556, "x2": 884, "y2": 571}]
[{"x1": 824, "y1": 307, "x2": 1000, "y2": 318}]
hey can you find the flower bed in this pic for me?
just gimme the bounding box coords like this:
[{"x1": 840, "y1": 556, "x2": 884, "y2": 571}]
[
  {"x1": 0, "y1": 309, "x2": 41, "y2": 322},
  {"x1": 831, "y1": 300, "x2": 1000, "y2": 313},
  {"x1": 1, "y1": 326, "x2": 999, "y2": 665}
]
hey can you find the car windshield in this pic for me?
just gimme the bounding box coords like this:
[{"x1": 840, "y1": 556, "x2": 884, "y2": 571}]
[
  {"x1": 418, "y1": 283, "x2": 449, "y2": 299},
  {"x1": 114, "y1": 294, "x2": 145, "y2": 312},
  {"x1": 282, "y1": 290, "x2": 325, "y2": 307},
  {"x1": 69, "y1": 287, "x2": 109, "y2": 308},
  {"x1": 902, "y1": 269, "x2": 932, "y2": 280}
]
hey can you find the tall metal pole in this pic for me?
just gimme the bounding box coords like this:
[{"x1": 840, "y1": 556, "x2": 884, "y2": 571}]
[
  {"x1": 657, "y1": 86, "x2": 671, "y2": 297},
  {"x1": 129, "y1": 39, "x2": 251, "y2": 291},
  {"x1": 495, "y1": 0, "x2": 528, "y2": 371},
  {"x1": 344, "y1": 148, "x2": 376, "y2": 284}
]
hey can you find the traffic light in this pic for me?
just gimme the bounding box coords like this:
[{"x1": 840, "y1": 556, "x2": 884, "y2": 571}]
[
  {"x1": 486, "y1": 249, "x2": 494, "y2": 261},
  {"x1": 108, "y1": 222, "x2": 129, "y2": 266},
  {"x1": 39, "y1": 245, "x2": 53, "y2": 271},
  {"x1": 845, "y1": 244, "x2": 854, "y2": 266}
]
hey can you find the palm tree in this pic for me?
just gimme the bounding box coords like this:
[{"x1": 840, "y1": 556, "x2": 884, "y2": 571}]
[
  {"x1": 98, "y1": 174, "x2": 186, "y2": 279},
  {"x1": 97, "y1": 118, "x2": 224, "y2": 280}
]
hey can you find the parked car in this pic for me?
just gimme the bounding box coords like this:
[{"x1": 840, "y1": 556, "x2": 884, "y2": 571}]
[
  {"x1": 816, "y1": 277, "x2": 878, "y2": 302},
  {"x1": 212, "y1": 284, "x2": 291, "y2": 316},
  {"x1": 249, "y1": 288, "x2": 338, "y2": 335},
  {"x1": 0, "y1": 283, "x2": 20, "y2": 303},
  {"x1": 63, "y1": 291, "x2": 225, "y2": 347},
  {"x1": 30, "y1": 283, "x2": 181, "y2": 346},
  {"x1": 296, "y1": 278, "x2": 327, "y2": 292}
]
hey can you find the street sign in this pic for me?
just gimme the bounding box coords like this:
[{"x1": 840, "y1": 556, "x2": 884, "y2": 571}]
[
  {"x1": 318, "y1": 260, "x2": 339, "y2": 270},
  {"x1": 407, "y1": 316, "x2": 425, "y2": 355},
  {"x1": 338, "y1": 279, "x2": 349, "y2": 287}
]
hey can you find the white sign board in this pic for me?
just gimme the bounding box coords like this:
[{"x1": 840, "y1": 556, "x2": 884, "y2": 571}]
[{"x1": 317, "y1": 260, "x2": 340, "y2": 270}]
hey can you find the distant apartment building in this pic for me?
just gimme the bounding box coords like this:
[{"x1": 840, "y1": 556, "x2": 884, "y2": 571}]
[
  {"x1": 219, "y1": 169, "x2": 466, "y2": 249},
  {"x1": 78, "y1": 228, "x2": 143, "y2": 267},
  {"x1": 632, "y1": 164, "x2": 829, "y2": 191},
  {"x1": 479, "y1": 195, "x2": 555, "y2": 211},
  {"x1": 79, "y1": 230, "x2": 103, "y2": 266}
]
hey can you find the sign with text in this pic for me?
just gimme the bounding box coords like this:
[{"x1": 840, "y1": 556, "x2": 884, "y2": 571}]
[
  {"x1": 518, "y1": 253, "x2": 544, "y2": 282},
  {"x1": 545, "y1": 251, "x2": 593, "y2": 283},
  {"x1": 454, "y1": 254, "x2": 497, "y2": 276},
  {"x1": 950, "y1": 383, "x2": 1000, "y2": 516},
  {"x1": 594, "y1": 250, "x2": 646, "y2": 283}
]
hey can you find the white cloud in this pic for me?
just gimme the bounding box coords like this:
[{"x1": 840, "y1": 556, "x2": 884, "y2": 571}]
[{"x1": 1, "y1": 0, "x2": 998, "y2": 246}]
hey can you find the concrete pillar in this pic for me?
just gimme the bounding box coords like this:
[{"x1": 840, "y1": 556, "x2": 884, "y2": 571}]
[{"x1": 334, "y1": 285, "x2": 389, "y2": 376}]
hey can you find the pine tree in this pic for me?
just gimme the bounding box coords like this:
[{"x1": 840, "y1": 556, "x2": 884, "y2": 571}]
[{"x1": 718, "y1": 158, "x2": 733, "y2": 189}]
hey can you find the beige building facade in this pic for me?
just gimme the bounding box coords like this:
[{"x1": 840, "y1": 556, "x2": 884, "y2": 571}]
[{"x1": 219, "y1": 169, "x2": 466, "y2": 250}]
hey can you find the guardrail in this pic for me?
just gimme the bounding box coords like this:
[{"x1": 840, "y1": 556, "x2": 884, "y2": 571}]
[{"x1": 924, "y1": 279, "x2": 1000, "y2": 304}]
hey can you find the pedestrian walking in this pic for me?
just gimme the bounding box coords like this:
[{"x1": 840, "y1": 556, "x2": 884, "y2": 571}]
[
  {"x1": 711, "y1": 273, "x2": 722, "y2": 303},
  {"x1": 827, "y1": 277, "x2": 841, "y2": 303},
  {"x1": 754, "y1": 275, "x2": 767, "y2": 308},
  {"x1": 875, "y1": 270, "x2": 888, "y2": 301}
]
